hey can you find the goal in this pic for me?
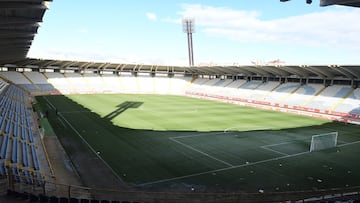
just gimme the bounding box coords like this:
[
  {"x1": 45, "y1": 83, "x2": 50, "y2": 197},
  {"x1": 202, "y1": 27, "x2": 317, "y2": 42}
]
[{"x1": 309, "y1": 132, "x2": 338, "y2": 152}]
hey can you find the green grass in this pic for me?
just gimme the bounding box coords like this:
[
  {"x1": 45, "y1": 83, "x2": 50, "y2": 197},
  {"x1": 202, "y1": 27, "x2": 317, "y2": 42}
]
[
  {"x1": 37, "y1": 94, "x2": 360, "y2": 193},
  {"x1": 32, "y1": 101, "x2": 56, "y2": 136}
]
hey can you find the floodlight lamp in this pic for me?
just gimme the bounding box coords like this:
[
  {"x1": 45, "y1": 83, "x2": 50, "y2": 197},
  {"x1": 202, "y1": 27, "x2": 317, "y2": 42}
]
[
  {"x1": 43, "y1": 1, "x2": 51, "y2": 9},
  {"x1": 182, "y1": 18, "x2": 195, "y2": 33}
]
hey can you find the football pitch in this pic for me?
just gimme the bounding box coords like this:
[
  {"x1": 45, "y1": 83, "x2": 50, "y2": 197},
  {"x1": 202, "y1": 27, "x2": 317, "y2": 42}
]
[{"x1": 37, "y1": 94, "x2": 360, "y2": 193}]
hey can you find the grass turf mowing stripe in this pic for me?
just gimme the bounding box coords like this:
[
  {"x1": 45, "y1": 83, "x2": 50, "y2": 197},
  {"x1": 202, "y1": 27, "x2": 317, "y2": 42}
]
[{"x1": 38, "y1": 94, "x2": 360, "y2": 191}]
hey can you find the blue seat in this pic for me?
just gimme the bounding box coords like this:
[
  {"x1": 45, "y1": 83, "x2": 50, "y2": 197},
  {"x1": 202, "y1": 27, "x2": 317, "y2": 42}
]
[
  {"x1": 0, "y1": 97, "x2": 5, "y2": 106},
  {"x1": 0, "y1": 161, "x2": 6, "y2": 176},
  {"x1": 11, "y1": 167, "x2": 20, "y2": 182},
  {"x1": 11, "y1": 138, "x2": 17, "y2": 163},
  {"x1": 5, "y1": 116, "x2": 12, "y2": 133},
  {"x1": 0, "y1": 116, "x2": 4, "y2": 132},
  {"x1": 21, "y1": 126, "x2": 26, "y2": 140},
  {"x1": 0, "y1": 135, "x2": 9, "y2": 159},
  {"x1": 26, "y1": 117, "x2": 33, "y2": 128},
  {"x1": 14, "y1": 114, "x2": 19, "y2": 124},
  {"x1": 31, "y1": 145, "x2": 40, "y2": 170},
  {"x1": 13, "y1": 123, "x2": 18, "y2": 137},
  {"x1": 21, "y1": 117, "x2": 25, "y2": 125},
  {"x1": 36, "y1": 172, "x2": 43, "y2": 186},
  {"x1": 23, "y1": 170, "x2": 33, "y2": 184},
  {"x1": 22, "y1": 142, "x2": 29, "y2": 167},
  {"x1": 16, "y1": 124, "x2": 20, "y2": 138},
  {"x1": 16, "y1": 102, "x2": 20, "y2": 113},
  {"x1": 29, "y1": 130, "x2": 34, "y2": 143}
]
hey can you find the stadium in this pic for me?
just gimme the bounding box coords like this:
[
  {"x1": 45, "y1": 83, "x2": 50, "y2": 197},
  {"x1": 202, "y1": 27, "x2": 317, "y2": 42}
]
[{"x1": 0, "y1": 0, "x2": 360, "y2": 203}]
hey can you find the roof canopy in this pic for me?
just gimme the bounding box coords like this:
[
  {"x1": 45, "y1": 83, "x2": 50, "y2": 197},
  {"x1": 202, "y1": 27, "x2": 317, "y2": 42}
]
[
  {"x1": 0, "y1": 0, "x2": 51, "y2": 63},
  {"x1": 4, "y1": 58, "x2": 360, "y2": 80}
]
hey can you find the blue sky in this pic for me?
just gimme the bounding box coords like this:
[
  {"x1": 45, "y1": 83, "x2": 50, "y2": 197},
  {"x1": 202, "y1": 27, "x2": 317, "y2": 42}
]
[{"x1": 28, "y1": 0, "x2": 360, "y2": 66}]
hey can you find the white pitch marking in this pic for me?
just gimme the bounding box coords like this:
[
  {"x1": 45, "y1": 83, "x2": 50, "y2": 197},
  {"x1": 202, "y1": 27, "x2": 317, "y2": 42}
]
[
  {"x1": 338, "y1": 140, "x2": 360, "y2": 147},
  {"x1": 45, "y1": 94, "x2": 122, "y2": 182},
  {"x1": 138, "y1": 150, "x2": 311, "y2": 186},
  {"x1": 260, "y1": 146, "x2": 289, "y2": 156},
  {"x1": 60, "y1": 111, "x2": 92, "y2": 114},
  {"x1": 58, "y1": 112, "x2": 124, "y2": 183},
  {"x1": 171, "y1": 131, "x2": 225, "y2": 139},
  {"x1": 57, "y1": 117, "x2": 67, "y2": 128},
  {"x1": 43, "y1": 96, "x2": 56, "y2": 109},
  {"x1": 169, "y1": 137, "x2": 234, "y2": 167}
]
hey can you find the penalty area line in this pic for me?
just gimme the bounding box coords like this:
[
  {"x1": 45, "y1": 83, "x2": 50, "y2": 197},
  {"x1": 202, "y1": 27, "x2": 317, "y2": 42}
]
[
  {"x1": 260, "y1": 146, "x2": 289, "y2": 156},
  {"x1": 138, "y1": 150, "x2": 311, "y2": 187},
  {"x1": 169, "y1": 137, "x2": 234, "y2": 167}
]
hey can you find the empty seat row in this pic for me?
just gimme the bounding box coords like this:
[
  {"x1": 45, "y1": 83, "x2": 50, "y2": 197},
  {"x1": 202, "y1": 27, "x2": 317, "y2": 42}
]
[
  {"x1": 0, "y1": 84, "x2": 44, "y2": 186},
  {"x1": 187, "y1": 79, "x2": 360, "y2": 116}
]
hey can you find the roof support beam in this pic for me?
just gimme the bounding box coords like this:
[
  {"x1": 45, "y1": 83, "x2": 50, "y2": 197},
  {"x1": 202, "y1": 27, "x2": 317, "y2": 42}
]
[{"x1": 334, "y1": 66, "x2": 359, "y2": 79}]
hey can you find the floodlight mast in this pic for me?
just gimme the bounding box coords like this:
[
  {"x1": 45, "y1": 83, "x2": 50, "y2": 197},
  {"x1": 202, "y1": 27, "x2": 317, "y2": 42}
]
[{"x1": 183, "y1": 18, "x2": 195, "y2": 67}]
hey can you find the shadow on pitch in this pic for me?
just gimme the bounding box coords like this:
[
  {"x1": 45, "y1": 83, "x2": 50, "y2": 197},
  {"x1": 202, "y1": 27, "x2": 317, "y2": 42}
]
[{"x1": 103, "y1": 101, "x2": 143, "y2": 120}]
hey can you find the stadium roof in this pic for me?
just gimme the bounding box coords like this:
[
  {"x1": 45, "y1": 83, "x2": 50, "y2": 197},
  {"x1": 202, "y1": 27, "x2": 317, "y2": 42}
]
[
  {"x1": 320, "y1": 0, "x2": 360, "y2": 7},
  {"x1": 6, "y1": 58, "x2": 360, "y2": 80},
  {"x1": 0, "y1": 0, "x2": 51, "y2": 63},
  {"x1": 280, "y1": 0, "x2": 360, "y2": 7}
]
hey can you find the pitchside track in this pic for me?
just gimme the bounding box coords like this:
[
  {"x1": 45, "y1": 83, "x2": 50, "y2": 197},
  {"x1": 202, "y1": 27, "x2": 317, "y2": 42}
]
[{"x1": 37, "y1": 94, "x2": 360, "y2": 193}]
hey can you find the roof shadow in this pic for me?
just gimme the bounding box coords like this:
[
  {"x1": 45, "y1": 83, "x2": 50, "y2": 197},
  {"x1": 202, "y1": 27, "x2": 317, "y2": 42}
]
[{"x1": 103, "y1": 101, "x2": 143, "y2": 120}]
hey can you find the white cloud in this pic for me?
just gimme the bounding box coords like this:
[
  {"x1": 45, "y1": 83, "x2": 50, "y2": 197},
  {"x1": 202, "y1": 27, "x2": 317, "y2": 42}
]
[
  {"x1": 77, "y1": 28, "x2": 88, "y2": 33},
  {"x1": 170, "y1": 4, "x2": 360, "y2": 50},
  {"x1": 146, "y1": 12, "x2": 157, "y2": 21},
  {"x1": 28, "y1": 48, "x2": 188, "y2": 66}
]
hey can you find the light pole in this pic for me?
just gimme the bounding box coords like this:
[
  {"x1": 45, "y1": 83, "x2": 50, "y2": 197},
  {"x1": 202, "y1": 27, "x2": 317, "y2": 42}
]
[{"x1": 183, "y1": 18, "x2": 195, "y2": 67}]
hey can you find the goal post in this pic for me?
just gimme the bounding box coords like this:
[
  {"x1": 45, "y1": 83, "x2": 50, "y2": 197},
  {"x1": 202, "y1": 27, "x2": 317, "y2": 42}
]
[{"x1": 310, "y1": 132, "x2": 338, "y2": 152}]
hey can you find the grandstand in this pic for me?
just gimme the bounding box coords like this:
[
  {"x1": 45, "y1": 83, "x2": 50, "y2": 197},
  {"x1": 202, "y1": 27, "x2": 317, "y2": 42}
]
[
  {"x1": 0, "y1": 61, "x2": 359, "y2": 203},
  {"x1": 2, "y1": 64, "x2": 360, "y2": 124},
  {"x1": 0, "y1": 1, "x2": 360, "y2": 203}
]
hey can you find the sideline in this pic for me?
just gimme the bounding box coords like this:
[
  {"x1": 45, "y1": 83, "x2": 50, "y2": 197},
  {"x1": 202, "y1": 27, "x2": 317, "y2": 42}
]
[
  {"x1": 44, "y1": 96, "x2": 125, "y2": 184},
  {"x1": 58, "y1": 112, "x2": 125, "y2": 183}
]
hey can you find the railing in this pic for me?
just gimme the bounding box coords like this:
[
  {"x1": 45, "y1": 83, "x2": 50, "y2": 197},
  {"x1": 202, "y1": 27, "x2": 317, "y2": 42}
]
[{"x1": 1, "y1": 173, "x2": 360, "y2": 203}]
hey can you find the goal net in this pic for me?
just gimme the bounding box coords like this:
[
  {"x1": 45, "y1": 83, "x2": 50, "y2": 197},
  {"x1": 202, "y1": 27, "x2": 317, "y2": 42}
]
[{"x1": 310, "y1": 132, "x2": 338, "y2": 152}]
